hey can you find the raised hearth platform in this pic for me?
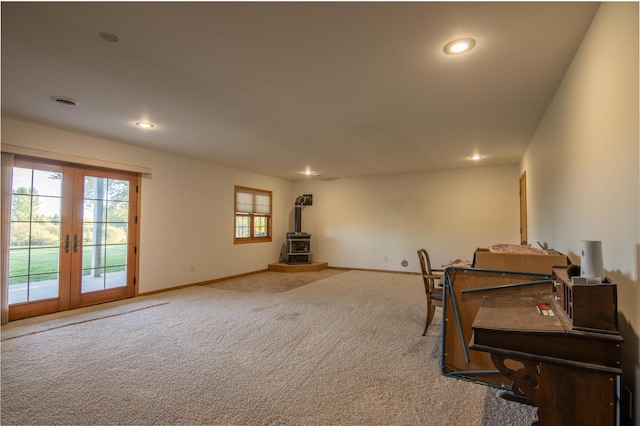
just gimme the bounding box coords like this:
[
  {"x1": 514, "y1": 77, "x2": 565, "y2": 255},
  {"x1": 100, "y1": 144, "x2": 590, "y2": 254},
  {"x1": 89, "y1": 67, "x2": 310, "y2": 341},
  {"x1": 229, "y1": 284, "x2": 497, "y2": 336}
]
[{"x1": 268, "y1": 262, "x2": 328, "y2": 273}]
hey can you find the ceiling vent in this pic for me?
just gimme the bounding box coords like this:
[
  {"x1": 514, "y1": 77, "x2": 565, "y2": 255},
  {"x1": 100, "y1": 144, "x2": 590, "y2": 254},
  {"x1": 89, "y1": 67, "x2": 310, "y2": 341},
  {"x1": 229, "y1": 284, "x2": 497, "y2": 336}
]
[
  {"x1": 98, "y1": 32, "x2": 119, "y2": 43},
  {"x1": 50, "y1": 96, "x2": 79, "y2": 107}
]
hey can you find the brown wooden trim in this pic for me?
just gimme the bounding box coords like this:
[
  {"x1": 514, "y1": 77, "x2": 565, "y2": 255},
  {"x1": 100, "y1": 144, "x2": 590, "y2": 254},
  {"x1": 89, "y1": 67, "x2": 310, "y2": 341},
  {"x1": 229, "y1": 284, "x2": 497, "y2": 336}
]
[
  {"x1": 519, "y1": 171, "x2": 527, "y2": 245},
  {"x1": 68, "y1": 167, "x2": 84, "y2": 308},
  {"x1": 8, "y1": 298, "x2": 62, "y2": 321},
  {"x1": 7, "y1": 159, "x2": 75, "y2": 321},
  {"x1": 138, "y1": 269, "x2": 270, "y2": 296},
  {"x1": 7, "y1": 159, "x2": 141, "y2": 321},
  {"x1": 71, "y1": 167, "x2": 139, "y2": 308},
  {"x1": 126, "y1": 174, "x2": 139, "y2": 299},
  {"x1": 1, "y1": 153, "x2": 12, "y2": 325},
  {"x1": 233, "y1": 185, "x2": 273, "y2": 244},
  {"x1": 136, "y1": 266, "x2": 418, "y2": 297},
  {"x1": 75, "y1": 286, "x2": 132, "y2": 308},
  {"x1": 134, "y1": 175, "x2": 142, "y2": 296},
  {"x1": 234, "y1": 236, "x2": 273, "y2": 244},
  {"x1": 58, "y1": 164, "x2": 74, "y2": 312},
  {"x1": 268, "y1": 262, "x2": 328, "y2": 272},
  {"x1": 328, "y1": 266, "x2": 420, "y2": 276}
]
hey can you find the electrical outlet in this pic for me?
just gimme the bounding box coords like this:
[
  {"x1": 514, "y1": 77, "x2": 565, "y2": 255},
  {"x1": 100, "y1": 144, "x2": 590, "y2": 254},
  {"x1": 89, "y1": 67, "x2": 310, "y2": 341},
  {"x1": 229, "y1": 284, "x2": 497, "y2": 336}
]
[
  {"x1": 190, "y1": 265, "x2": 195, "y2": 272},
  {"x1": 384, "y1": 256, "x2": 388, "y2": 262}
]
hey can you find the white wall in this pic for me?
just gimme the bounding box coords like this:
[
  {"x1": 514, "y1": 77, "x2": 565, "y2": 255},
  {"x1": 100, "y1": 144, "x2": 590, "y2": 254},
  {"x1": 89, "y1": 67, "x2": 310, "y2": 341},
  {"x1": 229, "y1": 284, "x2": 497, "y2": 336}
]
[
  {"x1": 2, "y1": 117, "x2": 520, "y2": 286},
  {"x1": 293, "y1": 165, "x2": 520, "y2": 273},
  {"x1": 520, "y1": 2, "x2": 639, "y2": 421},
  {"x1": 1, "y1": 117, "x2": 294, "y2": 293}
]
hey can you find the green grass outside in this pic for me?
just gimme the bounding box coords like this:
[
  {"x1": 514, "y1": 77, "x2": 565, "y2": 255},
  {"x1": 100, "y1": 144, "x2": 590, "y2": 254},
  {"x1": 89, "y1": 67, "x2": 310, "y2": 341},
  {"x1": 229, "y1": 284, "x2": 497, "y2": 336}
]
[{"x1": 9, "y1": 244, "x2": 127, "y2": 284}]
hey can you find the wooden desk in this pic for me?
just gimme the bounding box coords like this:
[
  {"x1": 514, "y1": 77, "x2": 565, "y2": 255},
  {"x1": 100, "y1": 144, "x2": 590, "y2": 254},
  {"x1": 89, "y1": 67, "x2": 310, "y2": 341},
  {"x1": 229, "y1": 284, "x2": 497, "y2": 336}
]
[
  {"x1": 441, "y1": 267, "x2": 555, "y2": 387},
  {"x1": 470, "y1": 296, "x2": 622, "y2": 426}
]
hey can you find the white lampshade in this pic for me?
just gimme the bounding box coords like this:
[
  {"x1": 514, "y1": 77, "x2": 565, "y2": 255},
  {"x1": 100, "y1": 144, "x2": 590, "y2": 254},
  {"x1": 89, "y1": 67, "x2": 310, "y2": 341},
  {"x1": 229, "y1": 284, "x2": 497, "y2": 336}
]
[{"x1": 581, "y1": 240, "x2": 604, "y2": 281}]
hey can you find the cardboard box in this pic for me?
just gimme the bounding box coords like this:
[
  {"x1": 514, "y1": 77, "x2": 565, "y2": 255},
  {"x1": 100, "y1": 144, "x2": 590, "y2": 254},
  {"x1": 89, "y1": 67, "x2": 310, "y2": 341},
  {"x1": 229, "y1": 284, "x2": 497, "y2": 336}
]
[{"x1": 473, "y1": 247, "x2": 568, "y2": 274}]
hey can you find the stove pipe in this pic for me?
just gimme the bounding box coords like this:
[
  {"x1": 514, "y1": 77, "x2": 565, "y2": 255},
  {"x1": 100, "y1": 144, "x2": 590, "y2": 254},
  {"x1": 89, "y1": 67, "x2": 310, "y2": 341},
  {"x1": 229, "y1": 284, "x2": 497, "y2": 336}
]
[{"x1": 294, "y1": 195, "x2": 305, "y2": 233}]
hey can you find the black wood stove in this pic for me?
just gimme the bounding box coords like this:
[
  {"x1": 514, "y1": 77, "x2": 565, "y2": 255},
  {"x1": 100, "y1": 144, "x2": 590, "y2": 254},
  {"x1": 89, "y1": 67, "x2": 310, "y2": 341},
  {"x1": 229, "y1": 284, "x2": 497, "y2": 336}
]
[{"x1": 286, "y1": 195, "x2": 312, "y2": 264}]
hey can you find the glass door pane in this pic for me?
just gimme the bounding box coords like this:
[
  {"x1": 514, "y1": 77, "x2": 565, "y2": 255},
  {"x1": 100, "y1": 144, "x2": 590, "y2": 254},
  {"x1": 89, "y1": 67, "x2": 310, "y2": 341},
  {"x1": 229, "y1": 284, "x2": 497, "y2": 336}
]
[
  {"x1": 80, "y1": 176, "x2": 130, "y2": 293},
  {"x1": 8, "y1": 167, "x2": 63, "y2": 304},
  {"x1": 6, "y1": 158, "x2": 139, "y2": 321}
]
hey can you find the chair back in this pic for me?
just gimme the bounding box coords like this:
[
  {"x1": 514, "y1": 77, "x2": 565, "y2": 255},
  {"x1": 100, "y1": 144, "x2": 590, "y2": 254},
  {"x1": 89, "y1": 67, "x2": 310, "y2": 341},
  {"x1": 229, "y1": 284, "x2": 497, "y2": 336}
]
[{"x1": 417, "y1": 248, "x2": 435, "y2": 290}]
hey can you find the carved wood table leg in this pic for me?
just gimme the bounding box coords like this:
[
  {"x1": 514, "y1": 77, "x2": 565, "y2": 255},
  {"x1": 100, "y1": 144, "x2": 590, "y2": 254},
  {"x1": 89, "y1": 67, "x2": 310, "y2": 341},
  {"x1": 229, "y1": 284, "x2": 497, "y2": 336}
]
[
  {"x1": 491, "y1": 354, "x2": 540, "y2": 409},
  {"x1": 490, "y1": 353, "x2": 618, "y2": 426}
]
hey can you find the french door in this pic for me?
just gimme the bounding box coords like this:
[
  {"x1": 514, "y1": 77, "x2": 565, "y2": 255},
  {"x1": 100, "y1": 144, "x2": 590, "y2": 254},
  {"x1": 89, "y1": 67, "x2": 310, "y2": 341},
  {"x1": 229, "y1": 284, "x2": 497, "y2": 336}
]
[{"x1": 7, "y1": 157, "x2": 139, "y2": 321}]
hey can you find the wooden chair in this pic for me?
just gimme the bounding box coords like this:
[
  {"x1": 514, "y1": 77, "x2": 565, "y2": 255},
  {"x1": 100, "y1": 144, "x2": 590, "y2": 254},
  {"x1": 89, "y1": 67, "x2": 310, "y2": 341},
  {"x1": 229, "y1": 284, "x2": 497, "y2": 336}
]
[{"x1": 417, "y1": 249, "x2": 444, "y2": 335}]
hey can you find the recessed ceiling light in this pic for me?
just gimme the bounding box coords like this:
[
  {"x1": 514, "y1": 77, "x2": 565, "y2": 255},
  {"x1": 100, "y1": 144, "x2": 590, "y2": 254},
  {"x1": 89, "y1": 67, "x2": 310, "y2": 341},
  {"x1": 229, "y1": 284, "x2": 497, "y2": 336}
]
[
  {"x1": 135, "y1": 121, "x2": 155, "y2": 129},
  {"x1": 444, "y1": 38, "x2": 476, "y2": 55},
  {"x1": 301, "y1": 169, "x2": 320, "y2": 177},
  {"x1": 469, "y1": 154, "x2": 484, "y2": 161}
]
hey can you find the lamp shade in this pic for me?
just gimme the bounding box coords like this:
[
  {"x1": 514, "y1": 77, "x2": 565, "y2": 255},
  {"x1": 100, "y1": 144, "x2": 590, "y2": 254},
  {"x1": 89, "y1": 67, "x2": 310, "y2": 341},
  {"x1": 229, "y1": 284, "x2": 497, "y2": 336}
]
[{"x1": 581, "y1": 240, "x2": 604, "y2": 280}]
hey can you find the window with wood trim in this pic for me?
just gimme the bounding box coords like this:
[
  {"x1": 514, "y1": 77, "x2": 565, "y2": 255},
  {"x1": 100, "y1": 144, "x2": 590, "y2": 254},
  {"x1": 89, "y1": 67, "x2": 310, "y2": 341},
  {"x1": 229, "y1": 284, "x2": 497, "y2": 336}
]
[{"x1": 234, "y1": 186, "x2": 272, "y2": 243}]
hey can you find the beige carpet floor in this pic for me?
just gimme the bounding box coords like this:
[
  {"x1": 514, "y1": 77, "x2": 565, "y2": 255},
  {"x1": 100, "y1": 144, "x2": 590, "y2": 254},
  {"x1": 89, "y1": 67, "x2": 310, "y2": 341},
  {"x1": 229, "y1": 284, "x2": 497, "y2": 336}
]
[
  {"x1": 1, "y1": 270, "x2": 537, "y2": 425},
  {"x1": 205, "y1": 268, "x2": 347, "y2": 293}
]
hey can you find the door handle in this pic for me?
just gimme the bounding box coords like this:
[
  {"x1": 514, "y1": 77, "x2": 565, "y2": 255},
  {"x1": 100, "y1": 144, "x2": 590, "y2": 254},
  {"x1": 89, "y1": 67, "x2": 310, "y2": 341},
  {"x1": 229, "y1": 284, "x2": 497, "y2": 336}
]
[
  {"x1": 65, "y1": 234, "x2": 70, "y2": 253},
  {"x1": 73, "y1": 234, "x2": 79, "y2": 253}
]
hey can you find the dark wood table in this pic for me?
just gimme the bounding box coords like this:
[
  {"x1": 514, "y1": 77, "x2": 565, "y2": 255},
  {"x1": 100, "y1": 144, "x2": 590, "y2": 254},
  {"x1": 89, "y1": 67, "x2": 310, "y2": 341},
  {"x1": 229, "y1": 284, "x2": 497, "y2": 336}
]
[{"x1": 470, "y1": 295, "x2": 622, "y2": 426}]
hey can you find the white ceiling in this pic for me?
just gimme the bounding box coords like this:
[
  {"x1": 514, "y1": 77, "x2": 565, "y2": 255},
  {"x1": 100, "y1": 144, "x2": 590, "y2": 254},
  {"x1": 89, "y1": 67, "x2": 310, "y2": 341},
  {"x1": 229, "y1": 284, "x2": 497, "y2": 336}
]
[{"x1": 1, "y1": 2, "x2": 599, "y2": 181}]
